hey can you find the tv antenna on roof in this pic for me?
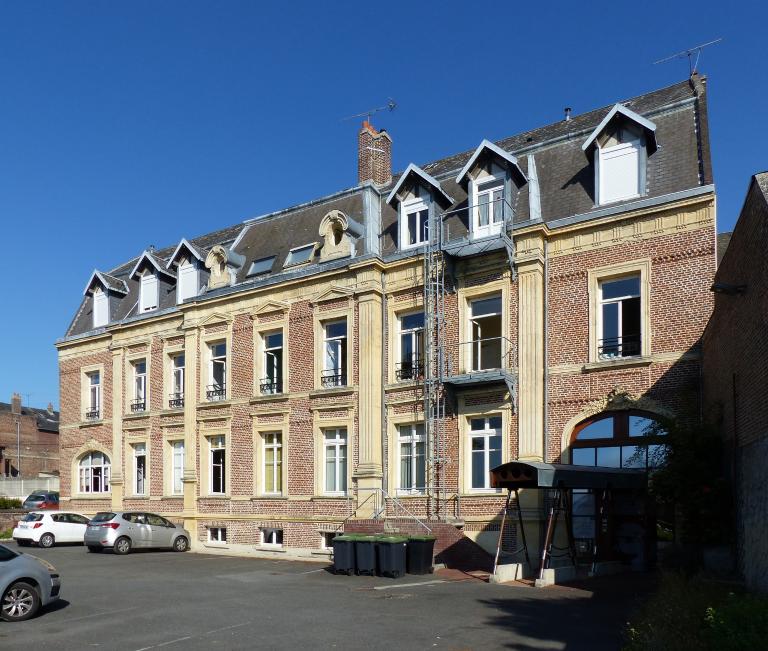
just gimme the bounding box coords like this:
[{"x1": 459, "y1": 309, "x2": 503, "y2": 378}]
[
  {"x1": 653, "y1": 38, "x2": 723, "y2": 75},
  {"x1": 341, "y1": 98, "x2": 397, "y2": 123}
]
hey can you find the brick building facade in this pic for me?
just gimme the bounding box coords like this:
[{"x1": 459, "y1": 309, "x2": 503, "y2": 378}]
[
  {"x1": 57, "y1": 76, "x2": 716, "y2": 565},
  {"x1": 702, "y1": 172, "x2": 768, "y2": 592},
  {"x1": 0, "y1": 394, "x2": 59, "y2": 479}
]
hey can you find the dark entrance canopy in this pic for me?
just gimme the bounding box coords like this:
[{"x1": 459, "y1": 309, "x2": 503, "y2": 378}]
[{"x1": 490, "y1": 461, "x2": 646, "y2": 491}]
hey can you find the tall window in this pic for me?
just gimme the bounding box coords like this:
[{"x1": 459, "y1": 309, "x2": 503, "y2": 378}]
[
  {"x1": 263, "y1": 432, "x2": 282, "y2": 495},
  {"x1": 79, "y1": 452, "x2": 111, "y2": 494},
  {"x1": 140, "y1": 273, "x2": 159, "y2": 312},
  {"x1": 470, "y1": 416, "x2": 502, "y2": 490},
  {"x1": 170, "y1": 354, "x2": 185, "y2": 408},
  {"x1": 323, "y1": 428, "x2": 347, "y2": 495},
  {"x1": 598, "y1": 276, "x2": 641, "y2": 359},
  {"x1": 470, "y1": 296, "x2": 503, "y2": 371},
  {"x1": 596, "y1": 124, "x2": 644, "y2": 205},
  {"x1": 570, "y1": 411, "x2": 667, "y2": 469},
  {"x1": 322, "y1": 321, "x2": 347, "y2": 387},
  {"x1": 398, "y1": 424, "x2": 426, "y2": 494},
  {"x1": 93, "y1": 287, "x2": 108, "y2": 328},
  {"x1": 261, "y1": 331, "x2": 283, "y2": 395},
  {"x1": 207, "y1": 342, "x2": 227, "y2": 401},
  {"x1": 86, "y1": 371, "x2": 101, "y2": 420},
  {"x1": 171, "y1": 440, "x2": 184, "y2": 495},
  {"x1": 132, "y1": 360, "x2": 147, "y2": 412},
  {"x1": 474, "y1": 179, "x2": 504, "y2": 236},
  {"x1": 402, "y1": 202, "x2": 429, "y2": 248},
  {"x1": 133, "y1": 443, "x2": 146, "y2": 495},
  {"x1": 209, "y1": 435, "x2": 226, "y2": 494},
  {"x1": 397, "y1": 313, "x2": 425, "y2": 380}
]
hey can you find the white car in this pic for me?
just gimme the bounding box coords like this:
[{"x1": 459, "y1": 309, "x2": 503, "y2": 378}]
[{"x1": 13, "y1": 512, "x2": 91, "y2": 548}]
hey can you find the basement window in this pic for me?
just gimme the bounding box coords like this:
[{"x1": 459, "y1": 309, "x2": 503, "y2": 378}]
[
  {"x1": 261, "y1": 528, "x2": 283, "y2": 547},
  {"x1": 320, "y1": 531, "x2": 338, "y2": 550},
  {"x1": 208, "y1": 527, "x2": 227, "y2": 544}
]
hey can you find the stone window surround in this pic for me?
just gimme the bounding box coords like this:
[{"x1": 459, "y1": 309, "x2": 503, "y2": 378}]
[
  {"x1": 312, "y1": 410, "x2": 355, "y2": 498},
  {"x1": 457, "y1": 278, "x2": 511, "y2": 376},
  {"x1": 253, "y1": 321, "x2": 288, "y2": 397},
  {"x1": 124, "y1": 350, "x2": 150, "y2": 415},
  {"x1": 200, "y1": 326, "x2": 233, "y2": 402},
  {"x1": 253, "y1": 417, "x2": 289, "y2": 498},
  {"x1": 80, "y1": 363, "x2": 105, "y2": 422},
  {"x1": 312, "y1": 303, "x2": 354, "y2": 391},
  {"x1": 198, "y1": 427, "x2": 231, "y2": 498}
]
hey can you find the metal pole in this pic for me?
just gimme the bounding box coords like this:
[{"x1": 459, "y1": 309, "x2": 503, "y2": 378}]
[
  {"x1": 492, "y1": 489, "x2": 512, "y2": 576},
  {"x1": 16, "y1": 415, "x2": 21, "y2": 479},
  {"x1": 514, "y1": 489, "x2": 531, "y2": 568},
  {"x1": 538, "y1": 491, "x2": 558, "y2": 580}
]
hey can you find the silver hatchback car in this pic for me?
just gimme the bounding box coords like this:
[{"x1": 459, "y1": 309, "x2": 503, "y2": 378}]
[{"x1": 84, "y1": 512, "x2": 191, "y2": 555}]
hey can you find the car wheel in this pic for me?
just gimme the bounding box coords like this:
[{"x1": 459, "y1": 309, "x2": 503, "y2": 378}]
[
  {"x1": 173, "y1": 536, "x2": 189, "y2": 552},
  {"x1": 87, "y1": 545, "x2": 104, "y2": 553},
  {"x1": 39, "y1": 533, "x2": 55, "y2": 548},
  {"x1": 1, "y1": 582, "x2": 40, "y2": 622},
  {"x1": 113, "y1": 537, "x2": 131, "y2": 555}
]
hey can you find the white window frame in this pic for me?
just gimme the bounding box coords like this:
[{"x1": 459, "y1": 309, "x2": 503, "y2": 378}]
[
  {"x1": 209, "y1": 435, "x2": 226, "y2": 495},
  {"x1": 93, "y1": 287, "x2": 108, "y2": 328},
  {"x1": 132, "y1": 359, "x2": 147, "y2": 411},
  {"x1": 261, "y1": 528, "x2": 283, "y2": 548},
  {"x1": 323, "y1": 428, "x2": 347, "y2": 496},
  {"x1": 171, "y1": 440, "x2": 184, "y2": 495},
  {"x1": 171, "y1": 353, "x2": 185, "y2": 405},
  {"x1": 320, "y1": 531, "x2": 338, "y2": 550},
  {"x1": 598, "y1": 275, "x2": 641, "y2": 360},
  {"x1": 87, "y1": 371, "x2": 101, "y2": 419},
  {"x1": 399, "y1": 199, "x2": 429, "y2": 249},
  {"x1": 261, "y1": 330, "x2": 284, "y2": 395},
  {"x1": 472, "y1": 176, "x2": 505, "y2": 238},
  {"x1": 208, "y1": 341, "x2": 227, "y2": 401},
  {"x1": 469, "y1": 295, "x2": 503, "y2": 371},
  {"x1": 133, "y1": 443, "x2": 147, "y2": 496},
  {"x1": 397, "y1": 312, "x2": 425, "y2": 381},
  {"x1": 78, "y1": 452, "x2": 111, "y2": 494},
  {"x1": 596, "y1": 137, "x2": 645, "y2": 206},
  {"x1": 262, "y1": 432, "x2": 282, "y2": 495},
  {"x1": 469, "y1": 416, "x2": 503, "y2": 492},
  {"x1": 322, "y1": 321, "x2": 347, "y2": 387},
  {"x1": 208, "y1": 527, "x2": 227, "y2": 544},
  {"x1": 397, "y1": 424, "x2": 426, "y2": 495},
  {"x1": 140, "y1": 273, "x2": 159, "y2": 312},
  {"x1": 177, "y1": 258, "x2": 199, "y2": 304}
]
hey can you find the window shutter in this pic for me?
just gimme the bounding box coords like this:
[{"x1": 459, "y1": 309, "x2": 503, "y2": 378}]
[
  {"x1": 599, "y1": 141, "x2": 641, "y2": 204},
  {"x1": 140, "y1": 274, "x2": 159, "y2": 311},
  {"x1": 93, "y1": 289, "x2": 108, "y2": 327},
  {"x1": 178, "y1": 262, "x2": 198, "y2": 303}
]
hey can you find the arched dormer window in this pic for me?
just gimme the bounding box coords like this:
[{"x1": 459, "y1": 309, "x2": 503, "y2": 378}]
[
  {"x1": 570, "y1": 410, "x2": 667, "y2": 469},
  {"x1": 78, "y1": 451, "x2": 111, "y2": 493},
  {"x1": 582, "y1": 104, "x2": 657, "y2": 207},
  {"x1": 386, "y1": 164, "x2": 453, "y2": 251}
]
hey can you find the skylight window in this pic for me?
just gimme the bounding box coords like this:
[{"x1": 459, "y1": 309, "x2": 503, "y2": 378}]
[
  {"x1": 247, "y1": 256, "x2": 276, "y2": 277},
  {"x1": 284, "y1": 244, "x2": 315, "y2": 268}
]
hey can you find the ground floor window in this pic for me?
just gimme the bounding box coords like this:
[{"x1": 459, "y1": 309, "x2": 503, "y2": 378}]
[
  {"x1": 208, "y1": 527, "x2": 227, "y2": 544},
  {"x1": 261, "y1": 528, "x2": 283, "y2": 547},
  {"x1": 470, "y1": 416, "x2": 502, "y2": 490},
  {"x1": 171, "y1": 440, "x2": 184, "y2": 495},
  {"x1": 398, "y1": 423, "x2": 425, "y2": 493},
  {"x1": 209, "y1": 436, "x2": 226, "y2": 494},
  {"x1": 323, "y1": 428, "x2": 347, "y2": 495},
  {"x1": 79, "y1": 451, "x2": 111, "y2": 494}
]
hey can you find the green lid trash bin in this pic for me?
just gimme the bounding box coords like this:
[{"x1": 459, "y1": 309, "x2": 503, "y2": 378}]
[
  {"x1": 407, "y1": 535, "x2": 436, "y2": 575},
  {"x1": 331, "y1": 535, "x2": 357, "y2": 575},
  {"x1": 353, "y1": 536, "x2": 378, "y2": 576},
  {"x1": 376, "y1": 536, "x2": 408, "y2": 579}
]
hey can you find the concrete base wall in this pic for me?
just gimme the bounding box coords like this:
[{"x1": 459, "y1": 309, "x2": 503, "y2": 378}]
[{"x1": 738, "y1": 438, "x2": 768, "y2": 593}]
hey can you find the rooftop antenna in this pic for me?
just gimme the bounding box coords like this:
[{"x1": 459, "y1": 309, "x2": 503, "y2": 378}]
[
  {"x1": 341, "y1": 98, "x2": 397, "y2": 123},
  {"x1": 653, "y1": 38, "x2": 723, "y2": 75}
]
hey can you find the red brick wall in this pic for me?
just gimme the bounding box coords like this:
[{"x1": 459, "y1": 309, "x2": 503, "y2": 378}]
[{"x1": 0, "y1": 409, "x2": 59, "y2": 478}]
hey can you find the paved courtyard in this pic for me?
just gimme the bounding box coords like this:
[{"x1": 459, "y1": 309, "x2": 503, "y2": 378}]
[{"x1": 1, "y1": 543, "x2": 653, "y2": 650}]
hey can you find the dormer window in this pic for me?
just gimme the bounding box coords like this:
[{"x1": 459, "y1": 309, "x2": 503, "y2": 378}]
[
  {"x1": 582, "y1": 104, "x2": 657, "y2": 207},
  {"x1": 140, "y1": 273, "x2": 159, "y2": 312},
  {"x1": 473, "y1": 178, "x2": 505, "y2": 237},
  {"x1": 177, "y1": 258, "x2": 199, "y2": 304},
  {"x1": 285, "y1": 244, "x2": 315, "y2": 268},
  {"x1": 401, "y1": 200, "x2": 429, "y2": 248},
  {"x1": 93, "y1": 287, "x2": 108, "y2": 328}
]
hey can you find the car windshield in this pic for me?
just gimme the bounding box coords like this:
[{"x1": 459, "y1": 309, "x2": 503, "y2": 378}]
[
  {"x1": 26, "y1": 494, "x2": 46, "y2": 501},
  {"x1": 22, "y1": 513, "x2": 44, "y2": 522},
  {"x1": 90, "y1": 512, "x2": 116, "y2": 523}
]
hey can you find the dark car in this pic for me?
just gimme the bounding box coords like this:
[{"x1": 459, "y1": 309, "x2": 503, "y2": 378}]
[{"x1": 22, "y1": 492, "x2": 60, "y2": 511}]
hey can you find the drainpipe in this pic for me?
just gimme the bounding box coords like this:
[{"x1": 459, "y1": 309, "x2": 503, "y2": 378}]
[
  {"x1": 381, "y1": 272, "x2": 388, "y2": 495},
  {"x1": 543, "y1": 240, "x2": 549, "y2": 463}
]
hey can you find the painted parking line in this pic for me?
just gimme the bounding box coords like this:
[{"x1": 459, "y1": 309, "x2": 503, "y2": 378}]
[
  {"x1": 372, "y1": 579, "x2": 446, "y2": 590},
  {"x1": 63, "y1": 606, "x2": 139, "y2": 622},
  {"x1": 133, "y1": 622, "x2": 252, "y2": 651}
]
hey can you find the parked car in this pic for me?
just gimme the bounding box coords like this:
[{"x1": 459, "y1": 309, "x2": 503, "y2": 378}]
[
  {"x1": 12, "y1": 512, "x2": 90, "y2": 548},
  {"x1": 84, "y1": 511, "x2": 191, "y2": 555},
  {"x1": 0, "y1": 543, "x2": 61, "y2": 621},
  {"x1": 22, "y1": 492, "x2": 59, "y2": 511}
]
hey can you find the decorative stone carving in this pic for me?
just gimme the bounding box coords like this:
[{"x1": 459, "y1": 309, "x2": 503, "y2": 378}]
[
  {"x1": 319, "y1": 210, "x2": 352, "y2": 262},
  {"x1": 205, "y1": 245, "x2": 231, "y2": 290}
]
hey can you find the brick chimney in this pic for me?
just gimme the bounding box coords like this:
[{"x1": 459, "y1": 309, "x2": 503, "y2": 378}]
[
  {"x1": 358, "y1": 121, "x2": 392, "y2": 186},
  {"x1": 11, "y1": 393, "x2": 21, "y2": 415}
]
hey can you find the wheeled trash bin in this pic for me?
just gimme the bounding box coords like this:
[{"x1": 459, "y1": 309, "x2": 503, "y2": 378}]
[
  {"x1": 331, "y1": 535, "x2": 357, "y2": 575},
  {"x1": 376, "y1": 536, "x2": 408, "y2": 578},
  {"x1": 407, "y1": 535, "x2": 436, "y2": 575},
  {"x1": 354, "y1": 536, "x2": 378, "y2": 576}
]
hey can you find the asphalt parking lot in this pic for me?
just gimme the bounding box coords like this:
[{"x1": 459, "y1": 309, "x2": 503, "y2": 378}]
[{"x1": 1, "y1": 543, "x2": 653, "y2": 650}]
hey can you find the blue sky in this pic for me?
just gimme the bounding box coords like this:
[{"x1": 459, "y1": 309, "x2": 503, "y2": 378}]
[{"x1": 0, "y1": 1, "x2": 765, "y2": 410}]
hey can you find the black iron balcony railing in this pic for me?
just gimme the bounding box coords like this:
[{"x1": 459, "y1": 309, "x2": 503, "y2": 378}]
[
  {"x1": 85, "y1": 409, "x2": 100, "y2": 420},
  {"x1": 396, "y1": 358, "x2": 424, "y2": 381},
  {"x1": 321, "y1": 370, "x2": 347, "y2": 388},
  {"x1": 130, "y1": 398, "x2": 146, "y2": 413},
  {"x1": 206, "y1": 384, "x2": 226, "y2": 401},
  {"x1": 168, "y1": 393, "x2": 184, "y2": 409},
  {"x1": 459, "y1": 336, "x2": 514, "y2": 373},
  {"x1": 260, "y1": 377, "x2": 283, "y2": 395},
  {"x1": 598, "y1": 335, "x2": 641, "y2": 359}
]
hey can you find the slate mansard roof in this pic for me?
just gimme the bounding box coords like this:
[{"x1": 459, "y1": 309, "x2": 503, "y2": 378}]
[{"x1": 64, "y1": 77, "x2": 713, "y2": 340}]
